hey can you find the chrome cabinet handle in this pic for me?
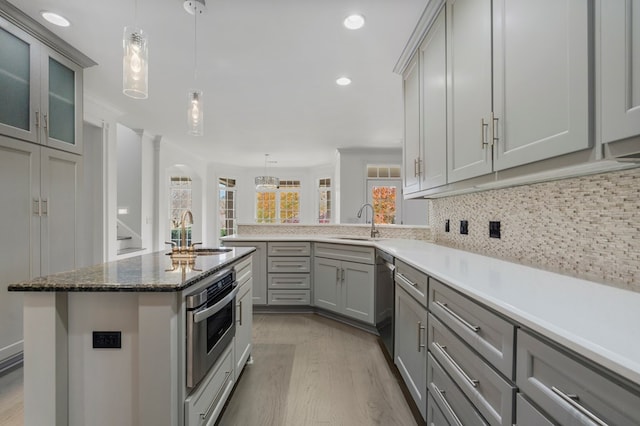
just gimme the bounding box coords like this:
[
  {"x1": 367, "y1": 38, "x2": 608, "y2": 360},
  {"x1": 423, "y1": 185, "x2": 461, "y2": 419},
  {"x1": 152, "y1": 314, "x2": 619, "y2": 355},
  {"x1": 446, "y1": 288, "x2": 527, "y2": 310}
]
[
  {"x1": 35, "y1": 111, "x2": 40, "y2": 128},
  {"x1": 237, "y1": 300, "x2": 243, "y2": 326},
  {"x1": 41, "y1": 198, "x2": 48, "y2": 216},
  {"x1": 434, "y1": 342, "x2": 479, "y2": 388},
  {"x1": 396, "y1": 272, "x2": 417, "y2": 288},
  {"x1": 201, "y1": 370, "x2": 231, "y2": 420},
  {"x1": 417, "y1": 321, "x2": 426, "y2": 352},
  {"x1": 413, "y1": 158, "x2": 418, "y2": 177},
  {"x1": 33, "y1": 199, "x2": 41, "y2": 216},
  {"x1": 434, "y1": 301, "x2": 480, "y2": 332},
  {"x1": 481, "y1": 118, "x2": 489, "y2": 148},
  {"x1": 491, "y1": 112, "x2": 499, "y2": 146},
  {"x1": 551, "y1": 386, "x2": 608, "y2": 426},
  {"x1": 336, "y1": 268, "x2": 340, "y2": 283},
  {"x1": 417, "y1": 158, "x2": 422, "y2": 177},
  {"x1": 432, "y1": 384, "x2": 463, "y2": 426},
  {"x1": 43, "y1": 113, "x2": 48, "y2": 131},
  {"x1": 341, "y1": 268, "x2": 345, "y2": 282}
]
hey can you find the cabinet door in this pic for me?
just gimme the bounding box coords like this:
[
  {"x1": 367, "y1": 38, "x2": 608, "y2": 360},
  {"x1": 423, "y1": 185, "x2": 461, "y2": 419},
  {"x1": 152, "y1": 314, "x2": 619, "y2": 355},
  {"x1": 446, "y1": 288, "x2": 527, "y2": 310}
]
[
  {"x1": 394, "y1": 285, "x2": 428, "y2": 420},
  {"x1": 493, "y1": 0, "x2": 590, "y2": 170},
  {"x1": 42, "y1": 50, "x2": 83, "y2": 154},
  {"x1": 0, "y1": 21, "x2": 40, "y2": 144},
  {"x1": 341, "y1": 261, "x2": 375, "y2": 324},
  {"x1": 0, "y1": 136, "x2": 40, "y2": 364},
  {"x1": 446, "y1": 0, "x2": 493, "y2": 183},
  {"x1": 40, "y1": 148, "x2": 81, "y2": 275},
  {"x1": 235, "y1": 278, "x2": 253, "y2": 376},
  {"x1": 313, "y1": 257, "x2": 341, "y2": 313},
  {"x1": 223, "y1": 241, "x2": 267, "y2": 305},
  {"x1": 601, "y1": 0, "x2": 640, "y2": 143},
  {"x1": 420, "y1": 6, "x2": 447, "y2": 189},
  {"x1": 403, "y1": 56, "x2": 421, "y2": 194}
]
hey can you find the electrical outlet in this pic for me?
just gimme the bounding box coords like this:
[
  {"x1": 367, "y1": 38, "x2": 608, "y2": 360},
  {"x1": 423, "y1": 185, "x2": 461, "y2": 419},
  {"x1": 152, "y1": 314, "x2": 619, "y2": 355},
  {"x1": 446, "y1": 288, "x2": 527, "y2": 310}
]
[
  {"x1": 445, "y1": 219, "x2": 450, "y2": 232},
  {"x1": 490, "y1": 221, "x2": 501, "y2": 239},
  {"x1": 460, "y1": 220, "x2": 469, "y2": 235}
]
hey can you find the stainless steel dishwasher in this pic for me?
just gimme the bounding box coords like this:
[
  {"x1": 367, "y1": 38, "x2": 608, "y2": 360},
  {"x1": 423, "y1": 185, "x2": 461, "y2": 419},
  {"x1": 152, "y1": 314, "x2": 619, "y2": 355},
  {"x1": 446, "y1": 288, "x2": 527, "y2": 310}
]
[{"x1": 375, "y1": 249, "x2": 395, "y2": 359}]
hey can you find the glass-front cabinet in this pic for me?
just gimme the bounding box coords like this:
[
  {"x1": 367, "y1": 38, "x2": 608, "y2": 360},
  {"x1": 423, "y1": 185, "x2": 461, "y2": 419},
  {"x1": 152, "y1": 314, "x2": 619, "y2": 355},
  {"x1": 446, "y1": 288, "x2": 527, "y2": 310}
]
[{"x1": 0, "y1": 18, "x2": 83, "y2": 154}]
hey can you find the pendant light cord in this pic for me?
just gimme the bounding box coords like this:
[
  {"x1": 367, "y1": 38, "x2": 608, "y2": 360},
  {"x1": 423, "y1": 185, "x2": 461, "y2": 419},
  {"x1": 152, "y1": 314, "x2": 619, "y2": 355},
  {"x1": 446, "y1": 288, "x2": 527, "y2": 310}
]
[{"x1": 193, "y1": 5, "x2": 198, "y2": 83}]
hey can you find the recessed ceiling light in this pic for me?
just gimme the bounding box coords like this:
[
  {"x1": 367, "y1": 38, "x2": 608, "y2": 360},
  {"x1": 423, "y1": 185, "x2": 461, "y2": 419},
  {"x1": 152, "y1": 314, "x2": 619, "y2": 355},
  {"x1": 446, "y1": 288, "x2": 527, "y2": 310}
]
[
  {"x1": 343, "y1": 14, "x2": 365, "y2": 30},
  {"x1": 336, "y1": 77, "x2": 352, "y2": 86},
  {"x1": 41, "y1": 11, "x2": 70, "y2": 27}
]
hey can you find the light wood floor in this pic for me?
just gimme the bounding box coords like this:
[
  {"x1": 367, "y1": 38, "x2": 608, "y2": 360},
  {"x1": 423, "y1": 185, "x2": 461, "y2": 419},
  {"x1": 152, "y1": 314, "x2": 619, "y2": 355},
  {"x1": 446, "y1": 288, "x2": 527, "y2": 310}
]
[
  {"x1": 0, "y1": 313, "x2": 416, "y2": 426},
  {"x1": 218, "y1": 313, "x2": 417, "y2": 426}
]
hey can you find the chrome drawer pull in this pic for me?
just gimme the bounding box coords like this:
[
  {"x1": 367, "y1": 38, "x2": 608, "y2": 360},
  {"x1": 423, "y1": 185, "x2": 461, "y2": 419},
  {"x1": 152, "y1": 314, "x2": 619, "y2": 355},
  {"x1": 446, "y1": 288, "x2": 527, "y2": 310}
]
[
  {"x1": 434, "y1": 301, "x2": 480, "y2": 332},
  {"x1": 551, "y1": 386, "x2": 608, "y2": 426},
  {"x1": 201, "y1": 370, "x2": 231, "y2": 420},
  {"x1": 396, "y1": 272, "x2": 417, "y2": 288},
  {"x1": 435, "y1": 343, "x2": 479, "y2": 388},
  {"x1": 417, "y1": 321, "x2": 426, "y2": 352},
  {"x1": 432, "y1": 384, "x2": 463, "y2": 426}
]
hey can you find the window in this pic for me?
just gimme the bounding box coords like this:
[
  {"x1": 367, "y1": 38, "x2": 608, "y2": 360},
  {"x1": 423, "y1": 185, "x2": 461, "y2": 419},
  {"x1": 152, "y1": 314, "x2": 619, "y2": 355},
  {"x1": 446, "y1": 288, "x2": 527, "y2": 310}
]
[
  {"x1": 256, "y1": 179, "x2": 300, "y2": 223},
  {"x1": 367, "y1": 165, "x2": 402, "y2": 179},
  {"x1": 219, "y1": 178, "x2": 237, "y2": 237},
  {"x1": 371, "y1": 185, "x2": 398, "y2": 224},
  {"x1": 169, "y1": 176, "x2": 192, "y2": 246},
  {"x1": 317, "y1": 178, "x2": 332, "y2": 223},
  {"x1": 366, "y1": 164, "x2": 402, "y2": 225}
]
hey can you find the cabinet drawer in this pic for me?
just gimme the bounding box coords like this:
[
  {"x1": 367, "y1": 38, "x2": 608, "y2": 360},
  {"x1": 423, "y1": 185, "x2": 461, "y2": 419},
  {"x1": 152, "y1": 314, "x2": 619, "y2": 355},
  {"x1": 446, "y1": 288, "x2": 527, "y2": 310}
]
[
  {"x1": 267, "y1": 241, "x2": 311, "y2": 256},
  {"x1": 234, "y1": 256, "x2": 252, "y2": 288},
  {"x1": 429, "y1": 313, "x2": 515, "y2": 426},
  {"x1": 184, "y1": 344, "x2": 234, "y2": 426},
  {"x1": 268, "y1": 273, "x2": 310, "y2": 289},
  {"x1": 314, "y1": 242, "x2": 375, "y2": 264},
  {"x1": 267, "y1": 257, "x2": 310, "y2": 273},
  {"x1": 267, "y1": 289, "x2": 310, "y2": 305},
  {"x1": 516, "y1": 330, "x2": 640, "y2": 426},
  {"x1": 515, "y1": 394, "x2": 553, "y2": 426},
  {"x1": 429, "y1": 278, "x2": 515, "y2": 378},
  {"x1": 428, "y1": 353, "x2": 489, "y2": 426},
  {"x1": 395, "y1": 259, "x2": 428, "y2": 307}
]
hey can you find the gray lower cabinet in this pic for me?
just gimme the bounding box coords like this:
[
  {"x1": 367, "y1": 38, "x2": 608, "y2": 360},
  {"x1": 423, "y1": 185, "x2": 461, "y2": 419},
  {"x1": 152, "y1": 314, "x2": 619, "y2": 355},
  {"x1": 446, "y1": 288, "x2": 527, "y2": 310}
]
[
  {"x1": 428, "y1": 353, "x2": 488, "y2": 425},
  {"x1": 394, "y1": 284, "x2": 428, "y2": 420},
  {"x1": 428, "y1": 313, "x2": 515, "y2": 426},
  {"x1": 222, "y1": 241, "x2": 267, "y2": 305},
  {"x1": 516, "y1": 329, "x2": 640, "y2": 426},
  {"x1": 267, "y1": 242, "x2": 311, "y2": 305},
  {"x1": 515, "y1": 394, "x2": 554, "y2": 426},
  {"x1": 313, "y1": 256, "x2": 375, "y2": 324}
]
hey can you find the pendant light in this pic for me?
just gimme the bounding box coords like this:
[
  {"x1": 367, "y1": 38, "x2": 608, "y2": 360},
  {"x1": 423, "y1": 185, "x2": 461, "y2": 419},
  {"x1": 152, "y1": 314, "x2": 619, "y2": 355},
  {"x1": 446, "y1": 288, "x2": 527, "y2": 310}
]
[
  {"x1": 255, "y1": 154, "x2": 279, "y2": 189},
  {"x1": 123, "y1": 0, "x2": 148, "y2": 99},
  {"x1": 185, "y1": 0, "x2": 205, "y2": 136}
]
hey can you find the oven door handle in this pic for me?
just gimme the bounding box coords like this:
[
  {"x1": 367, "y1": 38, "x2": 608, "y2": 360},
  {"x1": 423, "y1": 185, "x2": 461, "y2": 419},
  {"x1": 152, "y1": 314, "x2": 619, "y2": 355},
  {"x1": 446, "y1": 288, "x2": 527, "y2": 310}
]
[{"x1": 193, "y1": 284, "x2": 239, "y2": 323}]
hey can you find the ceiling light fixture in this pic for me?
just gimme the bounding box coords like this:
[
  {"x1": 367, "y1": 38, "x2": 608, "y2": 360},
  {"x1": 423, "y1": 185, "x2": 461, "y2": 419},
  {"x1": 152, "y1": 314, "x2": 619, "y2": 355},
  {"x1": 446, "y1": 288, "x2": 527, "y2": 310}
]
[
  {"x1": 255, "y1": 154, "x2": 279, "y2": 190},
  {"x1": 336, "y1": 77, "x2": 352, "y2": 86},
  {"x1": 343, "y1": 14, "x2": 365, "y2": 30},
  {"x1": 185, "y1": 0, "x2": 205, "y2": 136},
  {"x1": 41, "y1": 11, "x2": 70, "y2": 27},
  {"x1": 123, "y1": 0, "x2": 149, "y2": 99}
]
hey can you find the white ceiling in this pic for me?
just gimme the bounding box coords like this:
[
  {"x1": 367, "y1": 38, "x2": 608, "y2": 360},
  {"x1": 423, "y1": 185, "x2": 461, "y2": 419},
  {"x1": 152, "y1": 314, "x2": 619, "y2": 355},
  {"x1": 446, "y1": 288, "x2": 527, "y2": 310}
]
[{"x1": 8, "y1": 0, "x2": 427, "y2": 167}]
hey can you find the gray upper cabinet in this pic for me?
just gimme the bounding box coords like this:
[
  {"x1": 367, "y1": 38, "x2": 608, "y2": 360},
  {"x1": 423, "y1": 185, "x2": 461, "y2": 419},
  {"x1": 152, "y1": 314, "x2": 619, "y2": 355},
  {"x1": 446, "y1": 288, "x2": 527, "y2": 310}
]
[
  {"x1": 446, "y1": 0, "x2": 493, "y2": 183},
  {"x1": 0, "y1": 16, "x2": 84, "y2": 155},
  {"x1": 492, "y1": 0, "x2": 591, "y2": 171},
  {"x1": 402, "y1": 56, "x2": 421, "y2": 194},
  {"x1": 600, "y1": 0, "x2": 640, "y2": 145}
]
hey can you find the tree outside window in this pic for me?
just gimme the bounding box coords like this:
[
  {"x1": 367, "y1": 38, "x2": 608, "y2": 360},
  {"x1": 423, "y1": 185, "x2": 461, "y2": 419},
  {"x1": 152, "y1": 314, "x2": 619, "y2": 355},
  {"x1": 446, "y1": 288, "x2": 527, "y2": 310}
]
[
  {"x1": 318, "y1": 178, "x2": 331, "y2": 223},
  {"x1": 372, "y1": 185, "x2": 397, "y2": 224},
  {"x1": 256, "y1": 179, "x2": 300, "y2": 223}
]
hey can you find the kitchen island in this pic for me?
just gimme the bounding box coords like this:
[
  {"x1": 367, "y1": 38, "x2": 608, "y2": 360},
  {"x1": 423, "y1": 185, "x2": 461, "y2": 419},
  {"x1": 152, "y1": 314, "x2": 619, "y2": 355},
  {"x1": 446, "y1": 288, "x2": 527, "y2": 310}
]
[{"x1": 8, "y1": 247, "x2": 255, "y2": 426}]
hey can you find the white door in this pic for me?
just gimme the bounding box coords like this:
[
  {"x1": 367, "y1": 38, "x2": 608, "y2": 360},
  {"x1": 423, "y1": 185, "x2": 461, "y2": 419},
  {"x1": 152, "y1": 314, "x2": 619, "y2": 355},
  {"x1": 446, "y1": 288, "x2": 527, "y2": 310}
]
[
  {"x1": 446, "y1": 0, "x2": 493, "y2": 183},
  {"x1": 0, "y1": 136, "x2": 40, "y2": 363},
  {"x1": 367, "y1": 180, "x2": 402, "y2": 225},
  {"x1": 492, "y1": 0, "x2": 591, "y2": 170},
  {"x1": 601, "y1": 0, "x2": 640, "y2": 144}
]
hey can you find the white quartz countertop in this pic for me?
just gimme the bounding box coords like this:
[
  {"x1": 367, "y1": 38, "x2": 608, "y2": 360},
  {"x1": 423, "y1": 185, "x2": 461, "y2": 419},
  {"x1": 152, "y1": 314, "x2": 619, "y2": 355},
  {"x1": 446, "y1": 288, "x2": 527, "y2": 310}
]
[{"x1": 222, "y1": 235, "x2": 640, "y2": 385}]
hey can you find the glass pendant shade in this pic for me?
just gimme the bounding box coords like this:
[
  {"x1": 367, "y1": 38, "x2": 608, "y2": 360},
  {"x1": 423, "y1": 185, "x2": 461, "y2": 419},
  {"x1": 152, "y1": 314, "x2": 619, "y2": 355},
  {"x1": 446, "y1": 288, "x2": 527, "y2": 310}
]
[
  {"x1": 123, "y1": 26, "x2": 148, "y2": 99},
  {"x1": 187, "y1": 90, "x2": 204, "y2": 136},
  {"x1": 255, "y1": 176, "x2": 279, "y2": 190}
]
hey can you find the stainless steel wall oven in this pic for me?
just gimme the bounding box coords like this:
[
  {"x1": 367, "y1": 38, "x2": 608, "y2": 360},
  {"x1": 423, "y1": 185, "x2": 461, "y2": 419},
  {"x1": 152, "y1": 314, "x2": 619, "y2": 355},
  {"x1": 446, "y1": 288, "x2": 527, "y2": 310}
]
[{"x1": 185, "y1": 268, "x2": 237, "y2": 389}]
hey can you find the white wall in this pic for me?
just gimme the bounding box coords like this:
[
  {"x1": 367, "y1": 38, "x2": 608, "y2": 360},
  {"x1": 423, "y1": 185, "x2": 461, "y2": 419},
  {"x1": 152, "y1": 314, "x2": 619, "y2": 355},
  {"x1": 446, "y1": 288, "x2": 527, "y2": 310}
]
[{"x1": 116, "y1": 124, "x2": 142, "y2": 237}]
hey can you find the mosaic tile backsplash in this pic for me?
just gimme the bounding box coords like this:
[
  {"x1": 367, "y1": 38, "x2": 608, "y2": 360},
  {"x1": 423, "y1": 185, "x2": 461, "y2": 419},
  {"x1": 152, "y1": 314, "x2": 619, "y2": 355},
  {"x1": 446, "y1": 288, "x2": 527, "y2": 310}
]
[
  {"x1": 236, "y1": 224, "x2": 432, "y2": 241},
  {"x1": 430, "y1": 168, "x2": 640, "y2": 292}
]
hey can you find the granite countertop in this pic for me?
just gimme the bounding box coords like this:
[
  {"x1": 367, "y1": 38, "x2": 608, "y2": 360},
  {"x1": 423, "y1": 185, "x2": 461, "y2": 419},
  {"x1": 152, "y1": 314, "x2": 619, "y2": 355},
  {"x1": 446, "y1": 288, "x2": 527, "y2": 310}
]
[
  {"x1": 223, "y1": 234, "x2": 640, "y2": 386},
  {"x1": 8, "y1": 247, "x2": 255, "y2": 292}
]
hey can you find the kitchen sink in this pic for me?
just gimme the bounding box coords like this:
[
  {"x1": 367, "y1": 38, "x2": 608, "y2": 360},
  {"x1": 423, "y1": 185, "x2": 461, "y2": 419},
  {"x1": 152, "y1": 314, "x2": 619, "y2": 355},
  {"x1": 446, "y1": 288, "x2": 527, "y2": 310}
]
[
  {"x1": 332, "y1": 236, "x2": 383, "y2": 241},
  {"x1": 166, "y1": 248, "x2": 232, "y2": 257}
]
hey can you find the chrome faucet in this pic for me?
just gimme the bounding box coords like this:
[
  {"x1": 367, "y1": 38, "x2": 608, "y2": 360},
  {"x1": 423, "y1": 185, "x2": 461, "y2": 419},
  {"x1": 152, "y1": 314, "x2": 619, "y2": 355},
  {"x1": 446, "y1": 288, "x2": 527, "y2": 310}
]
[
  {"x1": 357, "y1": 203, "x2": 380, "y2": 238},
  {"x1": 180, "y1": 210, "x2": 194, "y2": 251}
]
